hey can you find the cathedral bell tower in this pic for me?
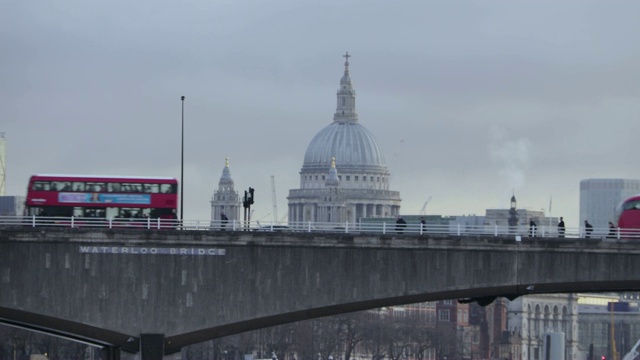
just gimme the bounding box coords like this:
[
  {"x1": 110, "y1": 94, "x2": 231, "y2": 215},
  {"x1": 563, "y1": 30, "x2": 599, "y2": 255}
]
[
  {"x1": 211, "y1": 157, "x2": 240, "y2": 224},
  {"x1": 318, "y1": 157, "x2": 345, "y2": 223}
]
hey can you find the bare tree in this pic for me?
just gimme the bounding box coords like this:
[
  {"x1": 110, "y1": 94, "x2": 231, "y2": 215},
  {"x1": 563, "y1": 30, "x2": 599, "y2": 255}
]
[
  {"x1": 361, "y1": 311, "x2": 392, "y2": 360},
  {"x1": 337, "y1": 313, "x2": 367, "y2": 360}
]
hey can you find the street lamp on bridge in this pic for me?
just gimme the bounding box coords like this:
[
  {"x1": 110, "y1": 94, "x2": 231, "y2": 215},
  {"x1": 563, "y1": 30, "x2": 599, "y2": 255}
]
[{"x1": 180, "y1": 95, "x2": 185, "y2": 224}]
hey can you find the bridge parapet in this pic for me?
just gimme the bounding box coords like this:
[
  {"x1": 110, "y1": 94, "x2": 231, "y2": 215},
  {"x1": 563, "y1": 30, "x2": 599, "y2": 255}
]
[{"x1": 3, "y1": 215, "x2": 638, "y2": 239}]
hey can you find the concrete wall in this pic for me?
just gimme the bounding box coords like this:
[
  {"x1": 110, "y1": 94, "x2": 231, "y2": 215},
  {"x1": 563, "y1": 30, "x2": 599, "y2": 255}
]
[{"x1": 2, "y1": 227, "x2": 640, "y2": 353}]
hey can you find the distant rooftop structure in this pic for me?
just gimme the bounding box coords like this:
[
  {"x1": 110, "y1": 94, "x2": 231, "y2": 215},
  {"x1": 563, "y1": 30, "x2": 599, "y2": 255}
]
[{"x1": 0, "y1": 195, "x2": 24, "y2": 216}]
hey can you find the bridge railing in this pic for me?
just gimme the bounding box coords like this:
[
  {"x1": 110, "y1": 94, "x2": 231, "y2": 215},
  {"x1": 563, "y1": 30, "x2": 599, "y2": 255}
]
[{"x1": 1, "y1": 216, "x2": 639, "y2": 239}]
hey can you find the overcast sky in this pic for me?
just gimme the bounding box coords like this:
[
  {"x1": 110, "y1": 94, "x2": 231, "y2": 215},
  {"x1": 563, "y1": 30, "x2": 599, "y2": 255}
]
[{"x1": 2, "y1": 0, "x2": 639, "y2": 229}]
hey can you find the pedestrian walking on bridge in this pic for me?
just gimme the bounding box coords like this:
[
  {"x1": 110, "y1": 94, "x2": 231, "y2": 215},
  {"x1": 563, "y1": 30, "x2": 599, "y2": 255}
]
[
  {"x1": 557, "y1": 217, "x2": 565, "y2": 238},
  {"x1": 584, "y1": 220, "x2": 593, "y2": 238}
]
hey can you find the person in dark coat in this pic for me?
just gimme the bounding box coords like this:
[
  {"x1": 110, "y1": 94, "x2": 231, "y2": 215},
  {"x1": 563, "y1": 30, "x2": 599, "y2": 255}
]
[
  {"x1": 557, "y1": 217, "x2": 565, "y2": 238},
  {"x1": 395, "y1": 216, "x2": 407, "y2": 234},
  {"x1": 221, "y1": 213, "x2": 229, "y2": 231},
  {"x1": 584, "y1": 220, "x2": 593, "y2": 238},
  {"x1": 608, "y1": 221, "x2": 616, "y2": 239}
]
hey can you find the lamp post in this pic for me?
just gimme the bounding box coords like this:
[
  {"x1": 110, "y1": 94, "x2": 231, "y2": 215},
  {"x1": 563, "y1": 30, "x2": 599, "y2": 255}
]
[
  {"x1": 180, "y1": 95, "x2": 185, "y2": 225},
  {"x1": 13, "y1": 335, "x2": 18, "y2": 360}
]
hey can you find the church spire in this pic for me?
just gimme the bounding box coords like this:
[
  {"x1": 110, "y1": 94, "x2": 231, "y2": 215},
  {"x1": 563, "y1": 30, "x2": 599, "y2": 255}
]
[
  {"x1": 218, "y1": 157, "x2": 234, "y2": 190},
  {"x1": 211, "y1": 157, "x2": 240, "y2": 223},
  {"x1": 333, "y1": 52, "x2": 358, "y2": 123}
]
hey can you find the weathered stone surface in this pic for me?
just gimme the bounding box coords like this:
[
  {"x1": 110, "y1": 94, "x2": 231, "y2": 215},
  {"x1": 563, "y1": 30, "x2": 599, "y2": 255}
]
[{"x1": 1, "y1": 227, "x2": 639, "y2": 352}]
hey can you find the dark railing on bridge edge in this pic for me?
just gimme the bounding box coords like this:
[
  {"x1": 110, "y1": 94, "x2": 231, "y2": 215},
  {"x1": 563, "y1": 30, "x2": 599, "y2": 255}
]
[{"x1": 0, "y1": 216, "x2": 637, "y2": 240}]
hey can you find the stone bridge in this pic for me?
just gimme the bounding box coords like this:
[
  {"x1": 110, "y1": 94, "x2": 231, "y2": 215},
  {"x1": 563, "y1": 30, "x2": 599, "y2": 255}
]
[{"x1": 1, "y1": 227, "x2": 640, "y2": 359}]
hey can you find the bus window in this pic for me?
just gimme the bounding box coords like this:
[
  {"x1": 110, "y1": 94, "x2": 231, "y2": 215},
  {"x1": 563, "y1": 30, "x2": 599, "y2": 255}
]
[
  {"x1": 52, "y1": 181, "x2": 68, "y2": 191},
  {"x1": 146, "y1": 184, "x2": 160, "y2": 193},
  {"x1": 26, "y1": 207, "x2": 43, "y2": 216},
  {"x1": 106, "y1": 207, "x2": 119, "y2": 219},
  {"x1": 151, "y1": 208, "x2": 174, "y2": 218},
  {"x1": 624, "y1": 200, "x2": 640, "y2": 210},
  {"x1": 108, "y1": 183, "x2": 121, "y2": 192},
  {"x1": 122, "y1": 183, "x2": 140, "y2": 193},
  {"x1": 121, "y1": 209, "x2": 133, "y2": 218},
  {"x1": 73, "y1": 182, "x2": 85, "y2": 191},
  {"x1": 86, "y1": 182, "x2": 106, "y2": 192},
  {"x1": 45, "y1": 206, "x2": 73, "y2": 217},
  {"x1": 123, "y1": 183, "x2": 143, "y2": 193},
  {"x1": 33, "y1": 181, "x2": 50, "y2": 191},
  {"x1": 160, "y1": 184, "x2": 175, "y2": 194},
  {"x1": 73, "y1": 208, "x2": 83, "y2": 217}
]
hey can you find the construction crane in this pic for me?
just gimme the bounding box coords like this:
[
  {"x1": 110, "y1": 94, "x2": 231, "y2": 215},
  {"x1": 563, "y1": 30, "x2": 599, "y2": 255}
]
[
  {"x1": 420, "y1": 196, "x2": 432, "y2": 215},
  {"x1": 271, "y1": 175, "x2": 278, "y2": 223},
  {"x1": 611, "y1": 305, "x2": 620, "y2": 360},
  {"x1": 622, "y1": 336, "x2": 640, "y2": 360}
]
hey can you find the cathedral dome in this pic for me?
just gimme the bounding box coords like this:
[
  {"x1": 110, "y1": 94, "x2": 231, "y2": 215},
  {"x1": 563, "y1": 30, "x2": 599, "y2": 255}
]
[
  {"x1": 301, "y1": 52, "x2": 387, "y2": 172},
  {"x1": 288, "y1": 53, "x2": 401, "y2": 225},
  {"x1": 302, "y1": 122, "x2": 386, "y2": 170}
]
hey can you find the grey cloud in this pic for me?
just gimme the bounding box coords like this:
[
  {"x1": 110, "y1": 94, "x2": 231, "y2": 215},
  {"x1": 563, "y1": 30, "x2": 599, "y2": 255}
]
[{"x1": 2, "y1": 0, "x2": 640, "y2": 228}]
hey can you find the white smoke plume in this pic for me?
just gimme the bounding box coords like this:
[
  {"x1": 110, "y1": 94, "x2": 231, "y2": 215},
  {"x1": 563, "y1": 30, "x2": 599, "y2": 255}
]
[{"x1": 488, "y1": 127, "x2": 531, "y2": 192}]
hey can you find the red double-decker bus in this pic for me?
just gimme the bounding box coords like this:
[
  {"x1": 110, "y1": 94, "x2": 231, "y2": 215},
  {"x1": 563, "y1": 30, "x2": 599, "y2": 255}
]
[
  {"x1": 24, "y1": 174, "x2": 178, "y2": 220},
  {"x1": 615, "y1": 194, "x2": 640, "y2": 238}
]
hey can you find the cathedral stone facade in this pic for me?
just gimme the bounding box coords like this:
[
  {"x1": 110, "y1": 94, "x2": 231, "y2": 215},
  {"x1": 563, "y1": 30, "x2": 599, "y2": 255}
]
[{"x1": 288, "y1": 53, "x2": 401, "y2": 224}]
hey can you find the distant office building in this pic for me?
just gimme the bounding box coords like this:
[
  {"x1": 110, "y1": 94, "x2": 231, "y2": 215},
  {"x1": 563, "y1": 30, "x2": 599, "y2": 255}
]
[
  {"x1": 580, "y1": 179, "x2": 640, "y2": 230},
  {"x1": 484, "y1": 209, "x2": 551, "y2": 227},
  {"x1": 435, "y1": 299, "x2": 479, "y2": 360},
  {"x1": 505, "y1": 294, "x2": 580, "y2": 360},
  {"x1": 288, "y1": 53, "x2": 401, "y2": 224},
  {"x1": 0, "y1": 195, "x2": 24, "y2": 216},
  {"x1": 500, "y1": 293, "x2": 640, "y2": 360},
  {"x1": 577, "y1": 293, "x2": 640, "y2": 359},
  {"x1": 469, "y1": 298, "x2": 509, "y2": 359},
  {"x1": 210, "y1": 158, "x2": 240, "y2": 224}
]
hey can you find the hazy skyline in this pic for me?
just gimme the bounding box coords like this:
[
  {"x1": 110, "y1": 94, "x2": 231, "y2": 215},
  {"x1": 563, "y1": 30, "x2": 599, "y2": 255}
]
[{"x1": 2, "y1": 1, "x2": 640, "y2": 228}]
